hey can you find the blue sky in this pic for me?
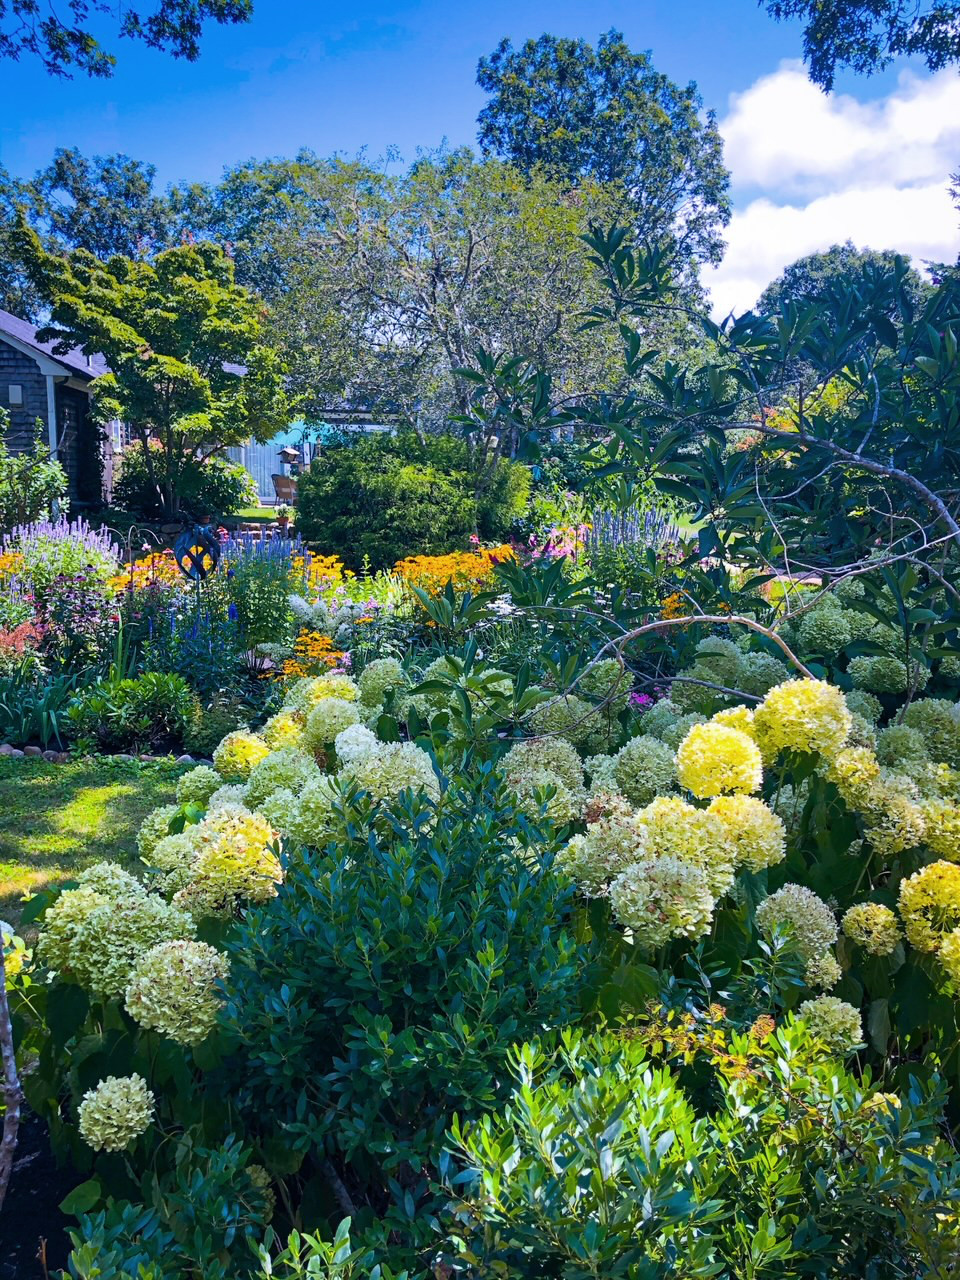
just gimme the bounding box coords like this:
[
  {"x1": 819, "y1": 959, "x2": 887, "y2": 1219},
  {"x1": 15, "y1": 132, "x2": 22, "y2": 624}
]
[{"x1": 1, "y1": 0, "x2": 957, "y2": 311}]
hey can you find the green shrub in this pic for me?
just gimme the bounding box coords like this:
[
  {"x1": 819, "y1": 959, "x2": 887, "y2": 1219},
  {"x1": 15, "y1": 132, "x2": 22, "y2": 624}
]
[
  {"x1": 114, "y1": 442, "x2": 257, "y2": 521},
  {"x1": 444, "y1": 1024, "x2": 960, "y2": 1278},
  {"x1": 182, "y1": 699, "x2": 249, "y2": 757},
  {"x1": 0, "y1": 409, "x2": 68, "y2": 533},
  {"x1": 295, "y1": 433, "x2": 529, "y2": 568},
  {"x1": 220, "y1": 774, "x2": 582, "y2": 1267},
  {"x1": 67, "y1": 671, "x2": 200, "y2": 752}
]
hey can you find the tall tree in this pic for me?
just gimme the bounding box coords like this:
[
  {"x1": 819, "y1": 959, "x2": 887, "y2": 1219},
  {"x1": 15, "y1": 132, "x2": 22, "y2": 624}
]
[
  {"x1": 761, "y1": 0, "x2": 960, "y2": 90},
  {"x1": 0, "y1": 0, "x2": 252, "y2": 78},
  {"x1": 476, "y1": 29, "x2": 730, "y2": 269},
  {"x1": 244, "y1": 149, "x2": 642, "y2": 431},
  {"x1": 28, "y1": 147, "x2": 173, "y2": 258},
  {"x1": 15, "y1": 223, "x2": 290, "y2": 518},
  {"x1": 757, "y1": 241, "x2": 931, "y2": 313}
]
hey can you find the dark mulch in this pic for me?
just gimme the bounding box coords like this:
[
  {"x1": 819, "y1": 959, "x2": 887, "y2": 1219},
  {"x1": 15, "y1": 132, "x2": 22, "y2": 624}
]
[{"x1": 0, "y1": 1109, "x2": 75, "y2": 1280}]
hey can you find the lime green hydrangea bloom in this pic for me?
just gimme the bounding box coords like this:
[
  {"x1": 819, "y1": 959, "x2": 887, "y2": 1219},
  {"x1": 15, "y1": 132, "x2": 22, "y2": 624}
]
[
  {"x1": 358, "y1": 657, "x2": 407, "y2": 706},
  {"x1": 898, "y1": 860, "x2": 960, "y2": 952},
  {"x1": 707, "y1": 794, "x2": 786, "y2": 871},
  {"x1": 501, "y1": 738, "x2": 585, "y2": 793},
  {"x1": 78, "y1": 1074, "x2": 155, "y2": 1152},
  {"x1": 176, "y1": 765, "x2": 222, "y2": 808},
  {"x1": 755, "y1": 883, "x2": 837, "y2": 960},
  {"x1": 841, "y1": 902, "x2": 901, "y2": 956},
  {"x1": 798, "y1": 996, "x2": 862, "y2": 1053},
  {"x1": 136, "y1": 804, "x2": 182, "y2": 860},
  {"x1": 612, "y1": 735, "x2": 676, "y2": 807},
  {"x1": 303, "y1": 698, "x2": 361, "y2": 753},
  {"x1": 609, "y1": 854, "x2": 715, "y2": 948},
  {"x1": 244, "y1": 747, "x2": 321, "y2": 808},
  {"x1": 125, "y1": 940, "x2": 229, "y2": 1045},
  {"x1": 261, "y1": 709, "x2": 306, "y2": 751}
]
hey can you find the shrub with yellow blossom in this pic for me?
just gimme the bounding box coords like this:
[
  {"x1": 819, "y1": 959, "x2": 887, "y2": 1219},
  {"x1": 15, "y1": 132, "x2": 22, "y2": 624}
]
[
  {"x1": 753, "y1": 679, "x2": 852, "y2": 762},
  {"x1": 841, "y1": 902, "x2": 902, "y2": 956},
  {"x1": 898, "y1": 860, "x2": 960, "y2": 953},
  {"x1": 212, "y1": 730, "x2": 271, "y2": 782},
  {"x1": 394, "y1": 545, "x2": 514, "y2": 597},
  {"x1": 707, "y1": 794, "x2": 786, "y2": 872},
  {"x1": 755, "y1": 883, "x2": 837, "y2": 961}
]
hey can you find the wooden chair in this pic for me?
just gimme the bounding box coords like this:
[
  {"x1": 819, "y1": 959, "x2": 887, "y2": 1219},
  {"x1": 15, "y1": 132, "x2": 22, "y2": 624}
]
[{"x1": 271, "y1": 473, "x2": 298, "y2": 505}]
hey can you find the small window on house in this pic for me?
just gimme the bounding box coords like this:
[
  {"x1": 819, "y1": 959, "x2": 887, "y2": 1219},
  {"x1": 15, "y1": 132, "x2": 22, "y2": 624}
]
[{"x1": 8, "y1": 385, "x2": 23, "y2": 406}]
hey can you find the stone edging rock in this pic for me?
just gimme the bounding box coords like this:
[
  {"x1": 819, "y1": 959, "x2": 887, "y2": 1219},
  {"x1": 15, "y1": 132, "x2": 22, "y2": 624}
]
[{"x1": 0, "y1": 745, "x2": 210, "y2": 766}]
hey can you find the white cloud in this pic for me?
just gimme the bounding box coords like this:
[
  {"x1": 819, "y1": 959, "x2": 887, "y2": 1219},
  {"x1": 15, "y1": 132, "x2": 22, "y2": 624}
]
[{"x1": 707, "y1": 63, "x2": 960, "y2": 316}]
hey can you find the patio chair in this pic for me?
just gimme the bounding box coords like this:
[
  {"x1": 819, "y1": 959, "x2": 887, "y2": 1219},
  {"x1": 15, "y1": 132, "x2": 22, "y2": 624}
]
[{"x1": 271, "y1": 473, "x2": 298, "y2": 505}]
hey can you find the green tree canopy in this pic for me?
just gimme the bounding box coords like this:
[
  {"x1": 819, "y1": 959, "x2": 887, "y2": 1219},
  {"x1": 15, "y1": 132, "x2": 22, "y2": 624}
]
[
  {"x1": 15, "y1": 224, "x2": 290, "y2": 517},
  {"x1": 476, "y1": 29, "x2": 730, "y2": 268},
  {"x1": 0, "y1": 0, "x2": 252, "y2": 78},
  {"x1": 762, "y1": 0, "x2": 960, "y2": 90},
  {"x1": 757, "y1": 241, "x2": 931, "y2": 314}
]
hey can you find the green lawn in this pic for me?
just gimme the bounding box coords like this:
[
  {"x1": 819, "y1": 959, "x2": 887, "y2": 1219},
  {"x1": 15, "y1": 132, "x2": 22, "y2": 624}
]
[
  {"x1": 0, "y1": 758, "x2": 182, "y2": 928},
  {"x1": 235, "y1": 505, "x2": 292, "y2": 520}
]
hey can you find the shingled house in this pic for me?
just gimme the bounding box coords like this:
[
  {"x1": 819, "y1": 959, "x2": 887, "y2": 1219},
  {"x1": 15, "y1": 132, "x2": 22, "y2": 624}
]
[{"x1": 0, "y1": 309, "x2": 114, "y2": 507}]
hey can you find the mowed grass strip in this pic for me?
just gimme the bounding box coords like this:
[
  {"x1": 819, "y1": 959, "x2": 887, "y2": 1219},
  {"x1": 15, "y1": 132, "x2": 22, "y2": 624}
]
[{"x1": 0, "y1": 757, "x2": 182, "y2": 927}]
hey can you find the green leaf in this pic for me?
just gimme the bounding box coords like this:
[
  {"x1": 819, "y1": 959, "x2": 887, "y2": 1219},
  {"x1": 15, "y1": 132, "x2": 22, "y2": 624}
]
[{"x1": 59, "y1": 1177, "x2": 103, "y2": 1217}]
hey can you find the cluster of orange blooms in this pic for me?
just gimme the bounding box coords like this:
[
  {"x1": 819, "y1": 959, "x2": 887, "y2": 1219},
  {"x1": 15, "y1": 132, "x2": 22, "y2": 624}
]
[
  {"x1": 393, "y1": 545, "x2": 514, "y2": 597},
  {"x1": 660, "y1": 593, "x2": 731, "y2": 625},
  {"x1": 291, "y1": 552, "x2": 350, "y2": 594},
  {"x1": 0, "y1": 550, "x2": 25, "y2": 582},
  {"x1": 109, "y1": 550, "x2": 183, "y2": 593},
  {"x1": 275, "y1": 629, "x2": 344, "y2": 681}
]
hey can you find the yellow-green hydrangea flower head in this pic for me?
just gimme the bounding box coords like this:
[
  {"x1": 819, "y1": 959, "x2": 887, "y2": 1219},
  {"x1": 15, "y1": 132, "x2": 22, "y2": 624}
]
[
  {"x1": 898, "y1": 860, "x2": 960, "y2": 952},
  {"x1": 827, "y1": 747, "x2": 882, "y2": 809},
  {"x1": 244, "y1": 748, "x2": 321, "y2": 808},
  {"x1": 753, "y1": 679, "x2": 852, "y2": 761},
  {"x1": 246, "y1": 1164, "x2": 276, "y2": 1222},
  {"x1": 340, "y1": 741, "x2": 440, "y2": 806},
  {"x1": 676, "y1": 722, "x2": 762, "y2": 799},
  {"x1": 175, "y1": 765, "x2": 222, "y2": 808},
  {"x1": 707, "y1": 794, "x2": 786, "y2": 872},
  {"x1": 38, "y1": 888, "x2": 195, "y2": 998},
  {"x1": 213, "y1": 730, "x2": 270, "y2": 782},
  {"x1": 174, "y1": 806, "x2": 282, "y2": 919},
  {"x1": 901, "y1": 698, "x2": 960, "y2": 769},
  {"x1": 501, "y1": 738, "x2": 585, "y2": 794},
  {"x1": 505, "y1": 766, "x2": 581, "y2": 826},
  {"x1": 922, "y1": 799, "x2": 960, "y2": 859},
  {"x1": 938, "y1": 928, "x2": 960, "y2": 986},
  {"x1": 78, "y1": 1074, "x2": 155, "y2": 1152},
  {"x1": 862, "y1": 786, "x2": 926, "y2": 859},
  {"x1": 284, "y1": 671, "x2": 359, "y2": 713},
  {"x1": 639, "y1": 698, "x2": 682, "y2": 740},
  {"x1": 125, "y1": 940, "x2": 230, "y2": 1045},
  {"x1": 755, "y1": 883, "x2": 837, "y2": 960},
  {"x1": 612, "y1": 735, "x2": 676, "y2": 807},
  {"x1": 1, "y1": 921, "x2": 24, "y2": 984},
  {"x1": 555, "y1": 797, "x2": 649, "y2": 896},
  {"x1": 798, "y1": 996, "x2": 863, "y2": 1054},
  {"x1": 146, "y1": 831, "x2": 199, "y2": 895},
  {"x1": 287, "y1": 775, "x2": 340, "y2": 848},
  {"x1": 358, "y1": 657, "x2": 406, "y2": 706},
  {"x1": 77, "y1": 861, "x2": 148, "y2": 899},
  {"x1": 136, "y1": 804, "x2": 182, "y2": 860},
  {"x1": 257, "y1": 786, "x2": 298, "y2": 834},
  {"x1": 798, "y1": 606, "x2": 852, "y2": 659},
  {"x1": 841, "y1": 902, "x2": 902, "y2": 956},
  {"x1": 609, "y1": 854, "x2": 715, "y2": 948},
  {"x1": 528, "y1": 693, "x2": 597, "y2": 745},
  {"x1": 849, "y1": 655, "x2": 929, "y2": 695},
  {"x1": 657, "y1": 712, "x2": 708, "y2": 751},
  {"x1": 578, "y1": 658, "x2": 632, "y2": 714},
  {"x1": 876, "y1": 725, "x2": 929, "y2": 768},
  {"x1": 636, "y1": 795, "x2": 733, "y2": 897},
  {"x1": 303, "y1": 697, "x2": 361, "y2": 753},
  {"x1": 845, "y1": 690, "x2": 882, "y2": 724},
  {"x1": 261, "y1": 709, "x2": 306, "y2": 751},
  {"x1": 804, "y1": 951, "x2": 842, "y2": 990}
]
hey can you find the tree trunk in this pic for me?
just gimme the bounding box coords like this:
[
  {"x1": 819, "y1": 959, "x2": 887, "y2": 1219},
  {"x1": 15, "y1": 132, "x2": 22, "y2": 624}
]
[{"x1": 0, "y1": 945, "x2": 22, "y2": 1213}]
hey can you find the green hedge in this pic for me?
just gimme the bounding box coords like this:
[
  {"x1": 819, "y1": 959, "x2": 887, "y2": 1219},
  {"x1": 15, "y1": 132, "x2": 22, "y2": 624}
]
[{"x1": 294, "y1": 432, "x2": 530, "y2": 568}]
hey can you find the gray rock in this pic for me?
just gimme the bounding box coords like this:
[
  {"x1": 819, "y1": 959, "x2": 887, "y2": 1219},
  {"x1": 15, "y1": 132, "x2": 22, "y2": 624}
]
[
  {"x1": 114, "y1": 753, "x2": 136, "y2": 763},
  {"x1": 23, "y1": 745, "x2": 42, "y2": 758},
  {"x1": 0, "y1": 744, "x2": 14, "y2": 756},
  {"x1": 42, "y1": 750, "x2": 58, "y2": 762},
  {"x1": 175, "y1": 754, "x2": 194, "y2": 765},
  {"x1": 8, "y1": 748, "x2": 24, "y2": 758}
]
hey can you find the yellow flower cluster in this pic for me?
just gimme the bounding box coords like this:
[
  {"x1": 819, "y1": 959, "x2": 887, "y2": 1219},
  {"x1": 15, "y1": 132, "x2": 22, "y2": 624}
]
[
  {"x1": 753, "y1": 678, "x2": 852, "y2": 761},
  {"x1": 842, "y1": 902, "x2": 902, "y2": 956},
  {"x1": 0, "y1": 550, "x2": 25, "y2": 581},
  {"x1": 394, "y1": 545, "x2": 514, "y2": 597},
  {"x1": 171, "y1": 805, "x2": 282, "y2": 919},
  {"x1": 108, "y1": 550, "x2": 182, "y2": 593},
  {"x1": 291, "y1": 552, "x2": 349, "y2": 594},
  {"x1": 276, "y1": 629, "x2": 344, "y2": 682},
  {"x1": 675, "y1": 721, "x2": 763, "y2": 799},
  {"x1": 212, "y1": 730, "x2": 271, "y2": 781},
  {"x1": 898, "y1": 860, "x2": 960, "y2": 953}
]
